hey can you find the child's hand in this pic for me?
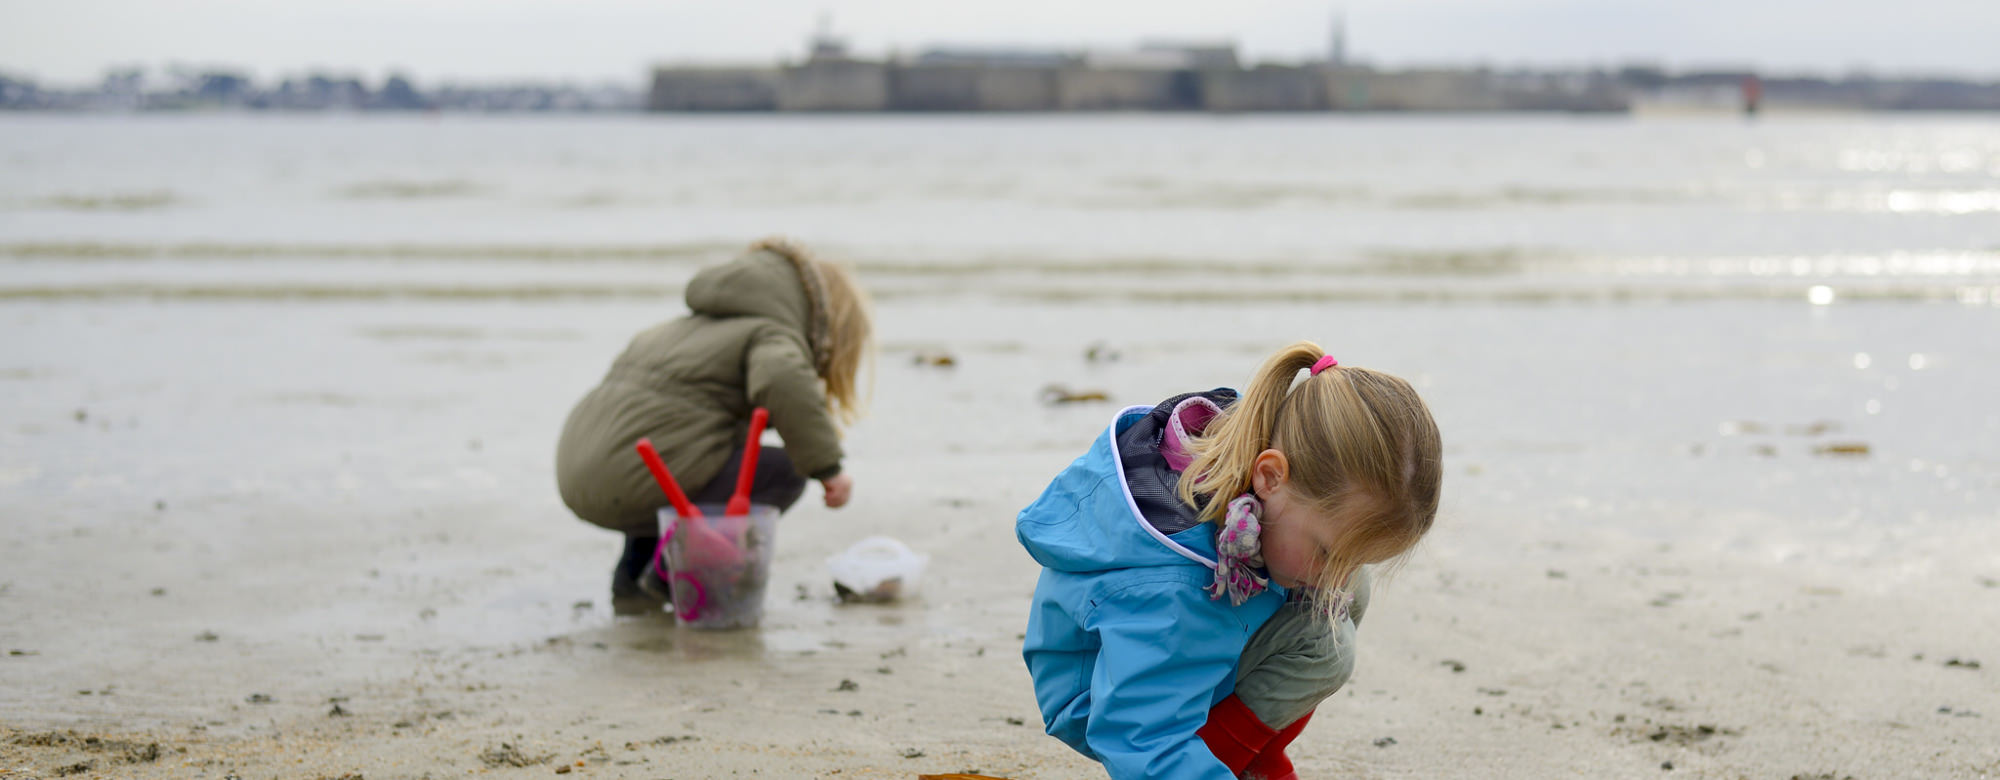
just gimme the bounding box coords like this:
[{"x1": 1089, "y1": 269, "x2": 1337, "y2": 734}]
[{"x1": 821, "y1": 473, "x2": 853, "y2": 508}]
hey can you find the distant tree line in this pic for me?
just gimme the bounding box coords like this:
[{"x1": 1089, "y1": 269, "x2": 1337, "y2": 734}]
[{"x1": 0, "y1": 67, "x2": 642, "y2": 112}]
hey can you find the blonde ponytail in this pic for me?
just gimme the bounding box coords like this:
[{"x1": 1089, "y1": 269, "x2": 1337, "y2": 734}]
[
  {"x1": 1177, "y1": 339, "x2": 1444, "y2": 616},
  {"x1": 1176, "y1": 341, "x2": 1326, "y2": 522}
]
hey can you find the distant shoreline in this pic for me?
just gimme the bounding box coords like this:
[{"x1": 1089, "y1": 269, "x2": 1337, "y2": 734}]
[{"x1": 7, "y1": 59, "x2": 1999, "y2": 114}]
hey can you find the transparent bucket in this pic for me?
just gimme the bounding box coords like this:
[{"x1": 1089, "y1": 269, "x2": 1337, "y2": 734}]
[{"x1": 656, "y1": 504, "x2": 779, "y2": 630}]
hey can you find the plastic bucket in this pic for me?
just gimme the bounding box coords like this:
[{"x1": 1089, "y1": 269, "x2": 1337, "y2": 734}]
[{"x1": 656, "y1": 504, "x2": 779, "y2": 629}]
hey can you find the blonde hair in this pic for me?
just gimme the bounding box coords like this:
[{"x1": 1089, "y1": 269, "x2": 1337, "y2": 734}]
[
  {"x1": 1176, "y1": 340, "x2": 1442, "y2": 616},
  {"x1": 814, "y1": 257, "x2": 873, "y2": 427},
  {"x1": 747, "y1": 238, "x2": 875, "y2": 428}
]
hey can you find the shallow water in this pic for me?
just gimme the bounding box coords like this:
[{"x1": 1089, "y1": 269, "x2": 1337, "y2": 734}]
[
  {"x1": 2, "y1": 113, "x2": 1997, "y2": 660},
  {"x1": 5, "y1": 114, "x2": 1998, "y2": 313},
  {"x1": 5, "y1": 113, "x2": 1999, "y2": 254}
]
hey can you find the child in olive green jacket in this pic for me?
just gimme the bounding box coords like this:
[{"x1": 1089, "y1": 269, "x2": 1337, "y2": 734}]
[{"x1": 556, "y1": 239, "x2": 871, "y2": 614}]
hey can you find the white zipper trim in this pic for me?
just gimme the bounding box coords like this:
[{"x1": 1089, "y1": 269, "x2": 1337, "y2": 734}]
[{"x1": 1106, "y1": 405, "x2": 1217, "y2": 570}]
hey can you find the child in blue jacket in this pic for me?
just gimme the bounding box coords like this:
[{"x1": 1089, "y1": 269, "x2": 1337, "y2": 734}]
[{"x1": 1018, "y1": 341, "x2": 1443, "y2": 779}]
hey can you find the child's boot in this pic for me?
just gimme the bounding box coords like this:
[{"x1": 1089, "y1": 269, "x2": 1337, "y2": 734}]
[
  {"x1": 1197, "y1": 694, "x2": 1277, "y2": 775},
  {"x1": 1241, "y1": 709, "x2": 1313, "y2": 780},
  {"x1": 637, "y1": 558, "x2": 672, "y2": 602},
  {"x1": 610, "y1": 535, "x2": 667, "y2": 615}
]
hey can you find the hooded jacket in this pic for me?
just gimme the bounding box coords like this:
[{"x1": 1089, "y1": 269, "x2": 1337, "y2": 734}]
[
  {"x1": 1018, "y1": 401, "x2": 1288, "y2": 780},
  {"x1": 555, "y1": 244, "x2": 842, "y2": 534}
]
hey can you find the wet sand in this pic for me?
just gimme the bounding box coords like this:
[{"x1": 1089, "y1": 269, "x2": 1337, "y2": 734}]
[{"x1": 4, "y1": 288, "x2": 1998, "y2": 779}]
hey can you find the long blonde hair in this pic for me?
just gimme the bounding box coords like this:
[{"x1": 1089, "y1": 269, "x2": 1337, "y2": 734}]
[
  {"x1": 749, "y1": 238, "x2": 874, "y2": 428},
  {"x1": 814, "y1": 257, "x2": 873, "y2": 427},
  {"x1": 1176, "y1": 340, "x2": 1442, "y2": 614}
]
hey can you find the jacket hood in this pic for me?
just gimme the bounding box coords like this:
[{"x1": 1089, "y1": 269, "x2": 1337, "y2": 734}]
[
  {"x1": 684, "y1": 240, "x2": 831, "y2": 372},
  {"x1": 1016, "y1": 406, "x2": 1221, "y2": 575}
]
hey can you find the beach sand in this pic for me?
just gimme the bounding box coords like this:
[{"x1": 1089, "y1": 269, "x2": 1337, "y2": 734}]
[
  {"x1": 7, "y1": 111, "x2": 2000, "y2": 779},
  {"x1": 4, "y1": 291, "x2": 1997, "y2": 779}
]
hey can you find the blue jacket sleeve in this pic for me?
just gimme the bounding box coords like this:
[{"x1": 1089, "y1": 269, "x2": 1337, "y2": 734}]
[{"x1": 1083, "y1": 579, "x2": 1243, "y2": 780}]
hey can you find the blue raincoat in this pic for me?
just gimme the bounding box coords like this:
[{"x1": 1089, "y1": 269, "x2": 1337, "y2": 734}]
[{"x1": 1018, "y1": 405, "x2": 1289, "y2": 779}]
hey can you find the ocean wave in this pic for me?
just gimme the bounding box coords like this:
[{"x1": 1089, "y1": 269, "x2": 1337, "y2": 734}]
[
  {"x1": 1390, "y1": 186, "x2": 1688, "y2": 209},
  {"x1": 1854, "y1": 189, "x2": 2000, "y2": 215},
  {"x1": 1604, "y1": 252, "x2": 2000, "y2": 278},
  {"x1": 25, "y1": 191, "x2": 181, "y2": 212},
  {"x1": 0, "y1": 241, "x2": 1550, "y2": 276},
  {"x1": 357, "y1": 325, "x2": 582, "y2": 342},
  {"x1": 1764, "y1": 188, "x2": 2000, "y2": 214},
  {"x1": 0, "y1": 241, "x2": 738, "y2": 262},
  {"x1": 1073, "y1": 180, "x2": 1688, "y2": 210},
  {"x1": 337, "y1": 179, "x2": 488, "y2": 200},
  {"x1": 864, "y1": 249, "x2": 2000, "y2": 279},
  {"x1": 960, "y1": 283, "x2": 2000, "y2": 306},
  {"x1": 1080, "y1": 178, "x2": 1370, "y2": 210},
  {"x1": 0, "y1": 283, "x2": 678, "y2": 301},
  {"x1": 8, "y1": 242, "x2": 1998, "y2": 283},
  {"x1": 855, "y1": 248, "x2": 1547, "y2": 277},
  {"x1": 7, "y1": 280, "x2": 1996, "y2": 306}
]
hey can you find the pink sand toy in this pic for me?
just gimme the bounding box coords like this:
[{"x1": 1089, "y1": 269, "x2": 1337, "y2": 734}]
[
  {"x1": 634, "y1": 438, "x2": 743, "y2": 575},
  {"x1": 633, "y1": 409, "x2": 779, "y2": 627}
]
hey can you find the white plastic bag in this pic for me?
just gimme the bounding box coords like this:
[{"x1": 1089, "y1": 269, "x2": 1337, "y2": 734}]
[{"x1": 825, "y1": 536, "x2": 929, "y2": 603}]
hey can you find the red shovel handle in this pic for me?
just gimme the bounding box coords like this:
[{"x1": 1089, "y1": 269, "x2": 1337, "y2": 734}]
[
  {"x1": 635, "y1": 438, "x2": 701, "y2": 520},
  {"x1": 726, "y1": 408, "x2": 769, "y2": 516}
]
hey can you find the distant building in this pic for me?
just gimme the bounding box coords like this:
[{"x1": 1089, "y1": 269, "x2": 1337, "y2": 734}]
[
  {"x1": 1201, "y1": 65, "x2": 1332, "y2": 112},
  {"x1": 1362, "y1": 69, "x2": 1507, "y2": 111},
  {"x1": 1079, "y1": 49, "x2": 1195, "y2": 71},
  {"x1": 778, "y1": 59, "x2": 890, "y2": 111},
  {"x1": 634, "y1": 23, "x2": 2000, "y2": 115},
  {"x1": 1050, "y1": 43, "x2": 1236, "y2": 110},
  {"x1": 648, "y1": 66, "x2": 779, "y2": 111},
  {"x1": 896, "y1": 65, "x2": 1059, "y2": 111},
  {"x1": 911, "y1": 47, "x2": 1071, "y2": 68},
  {"x1": 807, "y1": 14, "x2": 850, "y2": 63},
  {"x1": 1057, "y1": 66, "x2": 1198, "y2": 110},
  {"x1": 1138, "y1": 41, "x2": 1241, "y2": 70}
]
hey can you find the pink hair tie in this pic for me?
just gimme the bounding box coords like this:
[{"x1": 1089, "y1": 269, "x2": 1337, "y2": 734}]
[{"x1": 1310, "y1": 355, "x2": 1339, "y2": 375}]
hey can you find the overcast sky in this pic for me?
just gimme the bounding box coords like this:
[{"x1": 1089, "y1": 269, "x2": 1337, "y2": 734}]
[{"x1": 4, "y1": 0, "x2": 1997, "y2": 86}]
